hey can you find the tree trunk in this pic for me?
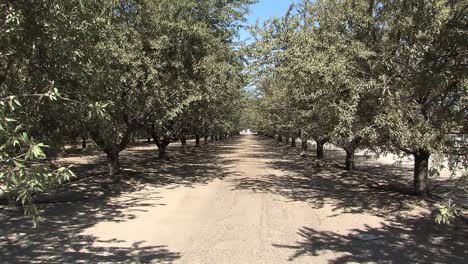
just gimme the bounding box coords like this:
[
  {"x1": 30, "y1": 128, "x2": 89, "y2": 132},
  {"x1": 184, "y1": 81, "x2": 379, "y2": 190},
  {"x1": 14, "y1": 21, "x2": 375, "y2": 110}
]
[
  {"x1": 88, "y1": 126, "x2": 130, "y2": 178},
  {"x1": 81, "y1": 136, "x2": 87, "y2": 149},
  {"x1": 210, "y1": 135, "x2": 214, "y2": 142},
  {"x1": 285, "y1": 137, "x2": 290, "y2": 144},
  {"x1": 195, "y1": 135, "x2": 200, "y2": 147},
  {"x1": 180, "y1": 136, "x2": 187, "y2": 146},
  {"x1": 345, "y1": 149, "x2": 355, "y2": 170},
  {"x1": 301, "y1": 139, "x2": 308, "y2": 151},
  {"x1": 316, "y1": 141, "x2": 325, "y2": 159},
  {"x1": 147, "y1": 137, "x2": 151, "y2": 143},
  {"x1": 158, "y1": 144, "x2": 167, "y2": 159},
  {"x1": 204, "y1": 135, "x2": 208, "y2": 144},
  {"x1": 291, "y1": 137, "x2": 296, "y2": 147},
  {"x1": 278, "y1": 134, "x2": 283, "y2": 142},
  {"x1": 215, "y1": 135, "x2": 218, "y2": 141},
  {"x1": 413, "y1": 150, "x2": 430, "y2": 196},
  {"x1": 106, "y1": 150, "x2": 120, "y2": 177},
  {"x1": 152, "y1": 133, "x2": 170, "y2": 160}
]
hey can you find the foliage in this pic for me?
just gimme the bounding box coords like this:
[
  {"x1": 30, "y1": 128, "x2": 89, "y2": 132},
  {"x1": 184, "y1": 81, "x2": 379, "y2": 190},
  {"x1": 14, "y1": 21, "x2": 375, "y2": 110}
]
[
  {"x1": 1, "y1": 0, "x2": 254, "y2": 224},
  {"x1": 0, "y1": 93, "x2": 75, "y2": 226},
  {"x1": 247, "y1": 0, "x2": 467, "y2": 222}
]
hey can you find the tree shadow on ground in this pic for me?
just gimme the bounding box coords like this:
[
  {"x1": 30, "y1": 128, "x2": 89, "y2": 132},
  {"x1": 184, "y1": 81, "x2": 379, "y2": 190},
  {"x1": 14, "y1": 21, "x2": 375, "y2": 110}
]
[
  {"x1": 0, "y1": 191, "x2": 180, "y2": 263},
  {"x1": 237, "y1": 136, "x2": 467, "y2": 263},
  {"x1": 0, "y1": 137, "x2": 242, "y2": 263},
  {"x1": 232, "y1": 137, "x2": 422, "y2": 217},
  {"x1": 238, "y1": 137, "x2": 463, "y2": 215},
  {"x1": 273, "y1": 213, "x2": 467, "y2": 263}
]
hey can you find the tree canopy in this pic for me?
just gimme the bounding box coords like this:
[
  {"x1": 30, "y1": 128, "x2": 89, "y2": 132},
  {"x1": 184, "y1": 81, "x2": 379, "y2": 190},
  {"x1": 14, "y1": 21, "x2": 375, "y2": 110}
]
[
  {"x1": 1, "y1": 0, "x2": 466, "y2": 225},
  {"x1": 1, "y1": 0, "x2": 254, "y2": 223},
  {"x1": 246, "y1": 0, "x2": 466, "y2": 221}
]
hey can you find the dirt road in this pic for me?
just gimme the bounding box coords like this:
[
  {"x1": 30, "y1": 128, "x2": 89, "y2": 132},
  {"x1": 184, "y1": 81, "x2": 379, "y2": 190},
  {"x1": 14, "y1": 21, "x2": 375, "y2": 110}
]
[{"x1": 0, "y1": 135, "x2": 465, "y2": 263}]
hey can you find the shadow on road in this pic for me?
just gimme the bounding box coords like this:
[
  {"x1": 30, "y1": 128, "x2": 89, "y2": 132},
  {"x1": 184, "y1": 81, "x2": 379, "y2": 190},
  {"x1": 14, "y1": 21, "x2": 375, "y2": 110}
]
[
  {"x1": 0, "y1": 137, "x2": 242, "y2": 263},
  {"x1": 232, "y1": 136, "x2": 466, "y2": 263},
  {"x1": 273, "y1": 214, "x2": 466, "y2": 264},
  {"x1": 232, "y1": 136, "x2": 419, "y2": 217}
]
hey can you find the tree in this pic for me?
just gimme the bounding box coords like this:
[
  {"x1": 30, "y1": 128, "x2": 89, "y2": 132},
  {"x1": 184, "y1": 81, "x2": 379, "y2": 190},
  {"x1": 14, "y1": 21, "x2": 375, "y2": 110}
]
[
  {"x1": 248, "y1": 0, "x2": 466, "y2": 198},
  {"x1": 0, "y1": 92, "x2": 75, "y2": 225},
  {"x1": 371, "y1": 0, "x2": 467, "y2": 195},
  {"x1": 1, "y1": 0, "x2": 254, "y2": 225}
]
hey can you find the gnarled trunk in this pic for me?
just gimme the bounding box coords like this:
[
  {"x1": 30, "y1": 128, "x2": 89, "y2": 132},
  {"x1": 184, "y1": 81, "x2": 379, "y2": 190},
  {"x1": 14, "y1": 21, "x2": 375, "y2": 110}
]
[
  {"x1": 277, "y1": 134, "x2": 283, "y2": 142},
  {"x1": 81, "y1": 136, "x2": 87, "y2": 149},
  {"x1": 316, "y1": 140, "x2": 326, "y2": 159},
  {"x1": 413, "y1": 150, "x2": 430, "y2": 196},
  {"x1": 345, "y1": 148, "x2": 355, "y2": 170},
  {"x1": 88, "y1": 126, "x2": 132, "y2": 178},
  {"x1": 158, "y1": 144, "x2": 167, "y2": 159},
  {"x1": 106, "y1": 150, "x2": 120, "y2": 177},
  {"x1": 152, "y1": 133, "x2": 170, "y2": 159},
  {"x1": 316, "y1": 143, "x2": 324, "y2": 159},
  {"x1": 301, "y1": 139, "x2": 308, "y2": 151}
]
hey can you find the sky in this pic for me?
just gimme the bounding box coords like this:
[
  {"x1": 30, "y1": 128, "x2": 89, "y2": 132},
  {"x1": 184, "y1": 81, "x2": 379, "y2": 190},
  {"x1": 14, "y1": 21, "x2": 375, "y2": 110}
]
[{"x1": 238, "y1": 0, "x2": 296, "y2": 43}]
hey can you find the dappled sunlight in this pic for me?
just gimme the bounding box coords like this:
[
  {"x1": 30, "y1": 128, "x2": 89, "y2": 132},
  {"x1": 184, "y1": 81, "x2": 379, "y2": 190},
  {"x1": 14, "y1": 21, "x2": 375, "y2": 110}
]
[
  {"x1": 273, "y1": 214, "x2": 466, "y2": 263},
  {"x1": 0, "y1": 138, "x2": 243, "y2": 263},
  {"x1": 0, "y1": 194, "x2": 179, "y2": 263},
  {"x1": 231, "y1": 136, "x2": 425, "y2": 218}
]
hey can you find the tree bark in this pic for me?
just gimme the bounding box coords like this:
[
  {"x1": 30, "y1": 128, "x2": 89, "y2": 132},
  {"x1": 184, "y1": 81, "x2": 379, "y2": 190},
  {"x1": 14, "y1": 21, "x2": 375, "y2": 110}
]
[
  {"x1": 291, "y1": 137, "x2": 296, "y2": 147},
  {"x1": 106, "y1": 150, "x2": 120, "y2": 177},
  {"x1": 152, "y1": 133, "x2": 170, "y2": 159},
  {"x1": 195, "y1": 134, "x2": 200, "y2": 147},
  {"x1": 81, "y1": 136, "x2": 87, "y2": 149},
  {"x1": 345, "y1": 148, "x2": 355, "y2": 170},
  {"x1": 301, "y1": 139, "x2": 308, "y2": 151},
  {"x1": 413, "y1": 150, "x2": 430, "y2": 196},
  {"x1": 316, "y1": 140, "x2": 325, "y2": 159},
  {"x1": 277, "y1": 134, "x2": 283, "y2": 142},
  {"x1": 158, "y1": 144, "x2": 167, "y2": 159},
  {"x1": 88, "y1": 125, "x2": 132, "y2": 177}
]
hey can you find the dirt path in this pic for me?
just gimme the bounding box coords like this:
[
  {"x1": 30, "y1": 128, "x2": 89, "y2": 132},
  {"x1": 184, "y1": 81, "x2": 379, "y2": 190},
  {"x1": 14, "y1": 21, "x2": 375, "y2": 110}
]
[{"x1": 0, "y1": 135, "x2": 465, "y2": 263}]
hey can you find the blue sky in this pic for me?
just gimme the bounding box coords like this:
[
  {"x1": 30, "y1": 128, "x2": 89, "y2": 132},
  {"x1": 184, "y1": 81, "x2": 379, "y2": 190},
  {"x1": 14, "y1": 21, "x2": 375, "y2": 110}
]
[{"x1": 238, "y1": 0, "x2": 296, "y2": 43}]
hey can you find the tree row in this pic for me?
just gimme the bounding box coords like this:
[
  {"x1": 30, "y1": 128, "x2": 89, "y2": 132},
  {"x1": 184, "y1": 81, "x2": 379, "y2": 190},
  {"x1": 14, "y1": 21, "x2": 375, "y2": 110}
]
[
  {"x1": 247, "y1": 0, "x2": 466, "y2": 199},
  {"x1": 0, "y1": 0, "x2": 253, "y2": 222}
]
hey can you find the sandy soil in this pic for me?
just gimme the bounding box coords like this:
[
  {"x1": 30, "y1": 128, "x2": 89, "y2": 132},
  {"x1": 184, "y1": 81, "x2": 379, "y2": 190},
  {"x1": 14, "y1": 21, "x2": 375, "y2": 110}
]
[{"x1": 0, "y1": 135, "x2": 466, "y2": 263}]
